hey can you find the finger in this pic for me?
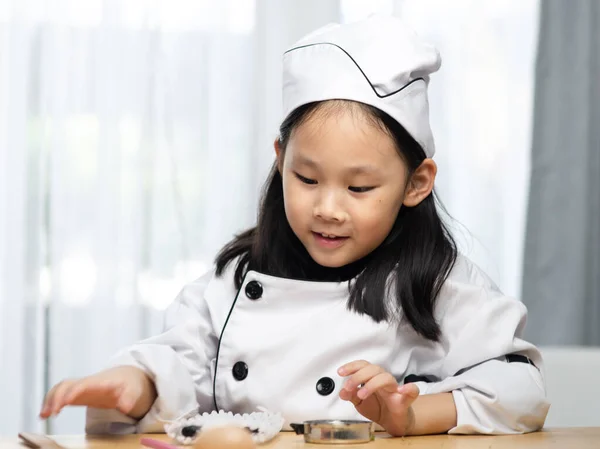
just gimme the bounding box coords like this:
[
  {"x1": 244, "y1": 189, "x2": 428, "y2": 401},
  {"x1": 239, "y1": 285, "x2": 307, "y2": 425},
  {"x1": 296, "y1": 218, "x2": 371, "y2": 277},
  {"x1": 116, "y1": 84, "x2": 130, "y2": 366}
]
[
  {"x1": 339, "y1": 385, "x2": 363, "y2": 407},
  {"x1": 62, "y1": 377, "x2": 116, "y2": 405},
  {"x1": 67, "y1": 379, "x2": 124, "y2": 407},
  {"x1": 40, "y1": 381, "x2": 67, "y2": 418},
  {"x1": 61, "y1": 379, "x2": 92, "y2": 407},
  {"x1": 116, "y1": 385, "x2": 138, "y2": 414},
  {"x1": 52, "y1": 378, "x2": 123, "y2": 417},
  {"x1": 337, "y1": 360, "x2": 370, "y2": 377},
  {"x1": 356, "y1": 372, "x2": 398, "y2": 400},
  {"x1": 50, "y1": 380, "x2": 77, "y2": 416},
  {"x1": 396, "y1": 383, "x2": 420, "y2": 407},
  {"x1": 40, "y1": 387, "x2": 57, "y2": 417},
  {"x1": 342, "y1": 364, "x2": 385, "y2": 392}
]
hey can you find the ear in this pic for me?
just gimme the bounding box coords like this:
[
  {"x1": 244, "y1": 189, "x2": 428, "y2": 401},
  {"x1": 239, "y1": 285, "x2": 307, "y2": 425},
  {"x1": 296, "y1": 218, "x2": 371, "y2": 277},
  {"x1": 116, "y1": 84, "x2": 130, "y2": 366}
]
[
  {"x1": 274, "y1": 138, "x2": 283, "y2": 172},
  {"x1": 403, "y1": 159, "x2": 437, "y2": 207}
]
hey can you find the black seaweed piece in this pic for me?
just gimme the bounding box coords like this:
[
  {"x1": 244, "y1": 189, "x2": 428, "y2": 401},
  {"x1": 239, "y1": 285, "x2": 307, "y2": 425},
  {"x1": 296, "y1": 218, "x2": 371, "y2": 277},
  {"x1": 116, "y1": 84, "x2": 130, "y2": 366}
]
[{"x1": 181, "y1": 425, "x2": 201, "y2": 437}]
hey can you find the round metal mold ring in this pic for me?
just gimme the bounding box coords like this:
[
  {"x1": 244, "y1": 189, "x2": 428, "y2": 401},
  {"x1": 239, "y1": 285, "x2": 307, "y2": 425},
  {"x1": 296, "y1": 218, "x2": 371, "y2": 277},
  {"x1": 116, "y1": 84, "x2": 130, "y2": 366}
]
[{"x1": 290, "y1": 420, "x2": 375, "y2": 444}]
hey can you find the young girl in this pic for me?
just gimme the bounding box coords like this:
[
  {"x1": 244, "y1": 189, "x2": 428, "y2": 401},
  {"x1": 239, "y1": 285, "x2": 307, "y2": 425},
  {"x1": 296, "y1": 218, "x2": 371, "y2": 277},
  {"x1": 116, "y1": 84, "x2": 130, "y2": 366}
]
[{"x1": 40, "y1": 15, "x2": 549, "y2": 437}]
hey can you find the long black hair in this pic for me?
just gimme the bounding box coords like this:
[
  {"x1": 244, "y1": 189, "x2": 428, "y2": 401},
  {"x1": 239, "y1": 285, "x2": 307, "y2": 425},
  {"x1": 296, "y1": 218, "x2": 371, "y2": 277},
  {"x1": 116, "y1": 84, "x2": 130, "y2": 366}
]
[{"x1": 215, "y1": 100, "x2": 457, "y2": 341}]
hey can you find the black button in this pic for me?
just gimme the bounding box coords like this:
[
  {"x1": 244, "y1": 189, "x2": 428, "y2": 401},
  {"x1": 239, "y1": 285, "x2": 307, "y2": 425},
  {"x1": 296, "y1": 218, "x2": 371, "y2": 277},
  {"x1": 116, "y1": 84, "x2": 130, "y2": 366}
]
[
  {"x1": 245, "y1": 280, "x2": 263, "y2": 300},
  {"x1": 232, "y1": 361, "x2": 248, "y2": 381},
  {"x1": 506, "y1": 354, "x2": 536, "y2": 368},
  {"x1": 404, "y1": 374, "x2": 432, "y2": 384},
  {"x1": 316, "y1": 377, "x2": 335, "y2": 396}
]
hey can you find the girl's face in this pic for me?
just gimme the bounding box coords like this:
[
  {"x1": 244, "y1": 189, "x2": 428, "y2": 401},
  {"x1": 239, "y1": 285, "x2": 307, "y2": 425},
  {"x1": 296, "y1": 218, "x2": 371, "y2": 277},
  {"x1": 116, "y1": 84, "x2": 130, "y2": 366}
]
[{"x1": 277, "y1": 106, "x2": 428, "y2": 268}]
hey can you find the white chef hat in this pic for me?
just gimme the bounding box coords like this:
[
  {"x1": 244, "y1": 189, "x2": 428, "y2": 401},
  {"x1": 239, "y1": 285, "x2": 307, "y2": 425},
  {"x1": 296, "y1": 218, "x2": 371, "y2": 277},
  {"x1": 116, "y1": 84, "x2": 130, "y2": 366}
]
[{"x1": 281, "y1": 14, "x2": 440, "y2": 158}]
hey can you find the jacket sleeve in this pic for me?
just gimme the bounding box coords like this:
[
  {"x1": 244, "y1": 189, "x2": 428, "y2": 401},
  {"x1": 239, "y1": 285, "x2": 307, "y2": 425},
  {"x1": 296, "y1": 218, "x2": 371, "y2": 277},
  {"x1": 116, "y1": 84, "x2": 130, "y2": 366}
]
[
  {"x1": 85, "y1": 269, "x2": 218, "y2": 434},
  {"x1": 410, "y1": 265, "x2": 550, "y2": 434}
]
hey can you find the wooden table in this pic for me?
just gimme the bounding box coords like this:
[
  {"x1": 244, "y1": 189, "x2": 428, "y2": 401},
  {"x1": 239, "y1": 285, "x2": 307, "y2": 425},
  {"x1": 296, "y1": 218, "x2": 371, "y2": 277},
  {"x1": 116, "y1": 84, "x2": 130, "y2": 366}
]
[{"x1": 3, "y1": 429, "x2": 600, "y2": 449}]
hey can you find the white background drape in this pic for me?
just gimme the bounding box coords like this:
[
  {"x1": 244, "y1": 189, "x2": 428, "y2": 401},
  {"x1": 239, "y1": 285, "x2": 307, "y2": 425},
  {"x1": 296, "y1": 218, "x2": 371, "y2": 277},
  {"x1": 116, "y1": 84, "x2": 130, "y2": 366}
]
[{"x1": 0, "y1": 0, "x2": 539, "y2": 435}]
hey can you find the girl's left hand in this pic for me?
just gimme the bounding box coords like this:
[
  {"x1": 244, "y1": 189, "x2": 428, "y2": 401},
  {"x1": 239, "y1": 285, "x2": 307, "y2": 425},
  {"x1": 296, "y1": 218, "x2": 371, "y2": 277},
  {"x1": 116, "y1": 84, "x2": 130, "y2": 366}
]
[{"x1": 338, "y1": 360, "x2": 419, "y2": 437}]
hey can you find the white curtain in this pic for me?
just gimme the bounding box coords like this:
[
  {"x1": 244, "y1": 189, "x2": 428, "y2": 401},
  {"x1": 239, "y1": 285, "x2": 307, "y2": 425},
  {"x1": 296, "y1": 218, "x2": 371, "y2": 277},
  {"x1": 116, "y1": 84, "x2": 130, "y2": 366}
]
[
  {"x1": 341, "y1": 0, "x2": 540, "y2": 297},
  {"x1": 0, "y1": 0, "x2": 539, "y2": 435},
  {"x1": 393, "y1": 0, "x2": 541, "y2": 300}
]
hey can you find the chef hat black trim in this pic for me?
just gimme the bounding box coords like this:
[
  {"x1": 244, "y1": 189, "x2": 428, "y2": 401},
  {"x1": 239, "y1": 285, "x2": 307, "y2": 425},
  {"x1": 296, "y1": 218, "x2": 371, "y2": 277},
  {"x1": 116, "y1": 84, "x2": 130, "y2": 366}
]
[{"x1": 283, "y1": 42, "x2": 425, "y2": 99}]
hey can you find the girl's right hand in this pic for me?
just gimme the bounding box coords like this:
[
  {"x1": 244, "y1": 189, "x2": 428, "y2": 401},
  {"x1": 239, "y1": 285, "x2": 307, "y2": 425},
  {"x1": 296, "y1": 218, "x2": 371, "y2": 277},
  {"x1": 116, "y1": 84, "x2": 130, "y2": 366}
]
[{"x1": 39, "y1": 365, "x2": 157, "y2": 420}]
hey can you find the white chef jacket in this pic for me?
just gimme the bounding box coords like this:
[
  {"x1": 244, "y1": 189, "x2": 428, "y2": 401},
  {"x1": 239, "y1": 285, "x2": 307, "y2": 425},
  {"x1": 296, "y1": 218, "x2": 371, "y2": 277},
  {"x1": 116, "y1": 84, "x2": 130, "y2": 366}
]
[{"x1": 85, "y1": 254, "x2": 549, "y2": 435}]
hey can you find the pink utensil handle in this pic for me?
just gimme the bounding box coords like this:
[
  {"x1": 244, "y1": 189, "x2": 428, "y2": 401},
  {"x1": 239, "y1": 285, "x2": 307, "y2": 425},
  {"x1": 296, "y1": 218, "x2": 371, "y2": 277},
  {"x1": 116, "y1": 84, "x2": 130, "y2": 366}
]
[{"x1": 140, "y1": 437, "x2": 180, "y2": 449}]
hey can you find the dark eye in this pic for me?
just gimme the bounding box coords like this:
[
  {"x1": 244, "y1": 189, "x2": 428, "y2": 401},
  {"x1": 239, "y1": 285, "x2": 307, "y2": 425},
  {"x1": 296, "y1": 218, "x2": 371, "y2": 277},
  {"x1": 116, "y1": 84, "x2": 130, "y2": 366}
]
[
  {"x1": 295, "y1": 172, "x2": 317, "y2": 185},
  {"x1": 348, "y1": 186, "x2": 375, "y2": 193}
]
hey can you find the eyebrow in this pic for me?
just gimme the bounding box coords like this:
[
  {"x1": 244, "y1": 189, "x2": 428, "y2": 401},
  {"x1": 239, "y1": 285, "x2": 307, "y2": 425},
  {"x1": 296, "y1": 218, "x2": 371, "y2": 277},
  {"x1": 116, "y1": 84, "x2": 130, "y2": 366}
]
[{"x1": 294, "y1": 155, "x2": 380, "y2": 175}]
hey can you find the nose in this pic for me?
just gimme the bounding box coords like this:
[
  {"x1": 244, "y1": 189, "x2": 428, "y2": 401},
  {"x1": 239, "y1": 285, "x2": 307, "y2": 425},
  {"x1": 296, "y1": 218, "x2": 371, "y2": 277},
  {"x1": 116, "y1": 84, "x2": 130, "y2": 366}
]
[{"x1": 313, "y1": 189, "x2": 347, "y2": 222}]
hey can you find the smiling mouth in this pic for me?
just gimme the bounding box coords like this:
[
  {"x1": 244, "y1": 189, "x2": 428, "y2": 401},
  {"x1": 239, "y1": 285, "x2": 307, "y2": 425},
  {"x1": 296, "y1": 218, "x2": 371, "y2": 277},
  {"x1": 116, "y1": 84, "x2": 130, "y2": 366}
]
[
  {"x1": 311, "y1": 231, "x2": 349, "y2": 248},
  {"x1": 313, "y1": 232, "x2": 347, "y2": 239}
]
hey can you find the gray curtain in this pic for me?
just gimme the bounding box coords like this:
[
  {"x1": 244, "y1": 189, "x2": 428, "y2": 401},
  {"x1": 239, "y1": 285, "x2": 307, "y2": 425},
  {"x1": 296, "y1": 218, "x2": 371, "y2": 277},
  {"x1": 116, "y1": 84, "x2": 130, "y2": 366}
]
[{"x1": 522, "y1": 0, "x2": 600, "y2": 345}]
